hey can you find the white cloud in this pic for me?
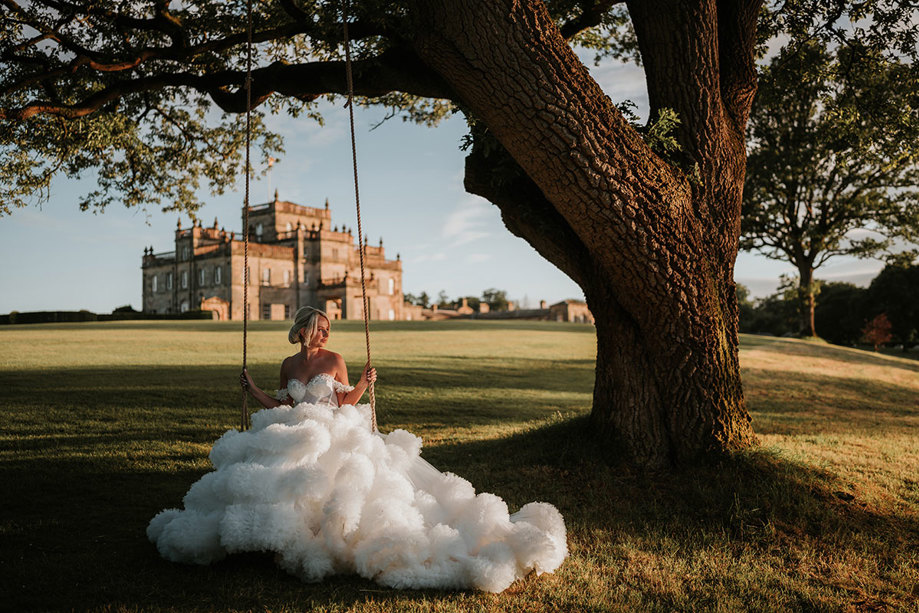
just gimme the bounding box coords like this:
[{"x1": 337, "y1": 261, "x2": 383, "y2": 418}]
[
  {"x1": 466, "y1": 253, "x2": 491, "y2": 263},
  {"x1": 443, "y1": 197, "x2": 497, "y2": 247},
  {"x1": 410, "y1": 252, "x2": 447, "y2": 264}
]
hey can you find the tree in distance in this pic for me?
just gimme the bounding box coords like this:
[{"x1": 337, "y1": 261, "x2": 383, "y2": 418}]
[
  {"x1": 403, "y1": 291, "x2": 431, "y2": 309},
  {"x1": 862, "y1": 313, "x2": 894, "y2": 352},
  {"x1": 2, "y1": 0, "x2": 917, "y2": 466},
  {"x1": 481, "y1": 288, "x2": 509, "y2": 312},
  {"x1": 866, "y1": 254, "x2": 919, "y2": 349},
  {"x1": 741, "y1": 40, "x2": 919, "y2": 338}
]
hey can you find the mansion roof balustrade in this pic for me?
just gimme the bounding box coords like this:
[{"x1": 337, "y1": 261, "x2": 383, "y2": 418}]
[{"x1": 142, "y1": 248, "x2": 175, "y2": 266}]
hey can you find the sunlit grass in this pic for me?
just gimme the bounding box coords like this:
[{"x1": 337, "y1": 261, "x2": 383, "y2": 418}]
[{"x1": 1, "y1": 321, "x2": 917, "y2": 611}]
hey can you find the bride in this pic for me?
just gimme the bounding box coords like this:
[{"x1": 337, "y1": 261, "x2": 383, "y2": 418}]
[{"x1": 147, "y1": 306, "x2": 567, "y2": 592}]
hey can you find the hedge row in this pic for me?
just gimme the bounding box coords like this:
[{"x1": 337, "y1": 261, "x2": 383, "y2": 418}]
[{"x1": 1, "y1": 310, "x2": 216, "y2": 325}]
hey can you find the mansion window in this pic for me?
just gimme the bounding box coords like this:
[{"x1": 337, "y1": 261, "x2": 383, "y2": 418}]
[
  {"x1": 181, "y1": 271, "x2": 188, "y2": 289},
  {"x1": 283, "y1": 270, "x2": 290, "y2": 286},
  {"x1": 262, "y1": 303, "x2": 271, "y2": 320},
  {"x1": 388, "y1": 309, "x2": 395, "y2": 321},
  {"x1": 181, "y1": 245, "x2": 190, "y2": 260},
  {"x1": 262, "y1": 268, "x2": 271, "y2": 286},
  {"x1": 303, "y1": 271, "x2": 309, "y2": 287},
  {"x1": 166, "y1": 272, "x2": 173, "y2": 290},
  {"x1": 388, "y1": 278, "x2": 395, "y2": 295},
  {"x1": 199, "y1": 268, "x2": 206, "y2": 286},
  {"x1": 152, "y1": 275, "x2": 158, "y2": 293},
  {"x1": 215, "y1": 266, "x2": 222, "y2": 285},
  {"x1": 256, "y1": 223, "x2": 263, "y2": 237},
  {"x1": 286, "y1": 222, "x2": 293, "y2": 232},
  {"x1": 284, "y1": 305, "x2": 291, "y2": 319}
]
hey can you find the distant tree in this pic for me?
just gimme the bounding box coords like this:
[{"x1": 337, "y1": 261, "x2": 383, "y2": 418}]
[
  {"x1": 736, "y1": 284, "x2": 756, "y2": 333},
  {"x1": 417, "y1": 291, "x2": 431, "y2": 310},
  {"x1": 481, "y1": 288, "x2": 509, "y2": 312},
  {"x1": 744, "y1": 276, "x2": 800, "y2": 337},
  {"x1": 403, "y1": 292, "x2": 431, "y2": 308},
  {"x1": 457, "y1": 296, "x2": 481, "y2": 311},
  {"x1": 866, "y1": 255, "x2": 919, "y2": 349},
  {"x1": 436, "y1": 291, "x2": 450, "y2": 309},
  {"x1": 813, "y1": 282, "x2": 869, "y2": 346},
  {"x1": 741, "y1": 42, "x2": 919, "y2": 338},
  {"x1": 862, "y1": 314, "x2": 893, "y2": 352}
]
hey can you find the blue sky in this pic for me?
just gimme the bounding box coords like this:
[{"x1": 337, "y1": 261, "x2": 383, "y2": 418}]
[{"x1": 0, "y1": 57, "x2": 884, "y2": 314}]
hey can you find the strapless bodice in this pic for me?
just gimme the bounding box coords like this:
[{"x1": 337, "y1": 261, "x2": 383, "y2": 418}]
[{"x1": 277, "y1": 373, "x2": 354, "y2": 407}]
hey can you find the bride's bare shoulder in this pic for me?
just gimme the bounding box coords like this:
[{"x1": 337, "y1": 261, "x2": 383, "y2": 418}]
[
  {"x1": 280, "y1": 354, "x2": 300, "y2": 372},
  {"x1": 319, "y1": 348, "x2": 343, "y2": 362}
]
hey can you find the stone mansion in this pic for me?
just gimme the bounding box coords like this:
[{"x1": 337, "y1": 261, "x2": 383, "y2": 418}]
[{"x1": 141, "y1": 195, "x2": 409, "y2": 321}]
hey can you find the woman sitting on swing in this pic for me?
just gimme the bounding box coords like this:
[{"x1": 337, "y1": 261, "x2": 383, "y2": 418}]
[
  {"x1": 148, "y1": 306, "x2": 567, "y2": 592},
  {"x1": 240, "y1": 306, "x2": 377, "y2": 413}
]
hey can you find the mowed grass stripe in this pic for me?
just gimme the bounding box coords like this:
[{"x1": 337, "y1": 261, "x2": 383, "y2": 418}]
[{"x1": 1, "y1": 320, "x2": 917, "y2": 612}]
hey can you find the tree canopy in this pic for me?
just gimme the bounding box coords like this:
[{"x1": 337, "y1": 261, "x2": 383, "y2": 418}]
[{"x1": 741, "y1": 37, "x2": 919, "y2": 336}]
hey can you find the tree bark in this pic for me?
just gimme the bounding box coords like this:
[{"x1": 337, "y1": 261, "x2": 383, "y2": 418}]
[{"x1": 434, "y1": 0, "x2": 759, "y2": 466}]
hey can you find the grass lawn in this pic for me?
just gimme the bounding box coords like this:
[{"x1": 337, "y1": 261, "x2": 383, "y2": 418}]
[{"x1": 1, "y1": 320, "x2": 917, "y2": 612}]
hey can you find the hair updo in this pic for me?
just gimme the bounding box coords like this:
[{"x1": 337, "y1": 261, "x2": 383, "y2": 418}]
[{"x1": 288, "y1": 306, "x2": 329, "y2": 345}]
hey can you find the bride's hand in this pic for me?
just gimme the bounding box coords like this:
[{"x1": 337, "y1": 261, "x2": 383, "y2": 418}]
[
  {"x1": 240, "y1": 368, "x2": 254, "y2": 390},
  {"x1": 360, "y1": 361, "x2": 377, "y2": 385}
]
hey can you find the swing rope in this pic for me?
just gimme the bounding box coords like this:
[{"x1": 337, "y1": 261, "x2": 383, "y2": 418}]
[
  {"x1": 241, "y1": 0, "x2": 253, "y2": 431},
  {"x1": 240, "y1": 0, "x2": 377, "y2": 432},
  {"x1": 343, "y1": 5, "x2": 377, "y2": 432}
]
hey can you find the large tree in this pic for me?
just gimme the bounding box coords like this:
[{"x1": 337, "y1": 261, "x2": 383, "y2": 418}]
[
  {"x1": 741, "y1": 41, "x2": 919, "y2": 337},
  {"x1": 2, "y1": 0, "x2": 915, "y2": 467}
]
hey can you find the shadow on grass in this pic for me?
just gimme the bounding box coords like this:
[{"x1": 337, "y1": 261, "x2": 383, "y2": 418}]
[
  {"x1": 1, "y1": 360, "x2": 595, "y2": 431},
  {"x1": 4, "y1": 416, "x2": 917, "y2": 611},
  {"x1": 741, "y1": 334, "x2": 919, "y2": 374}
]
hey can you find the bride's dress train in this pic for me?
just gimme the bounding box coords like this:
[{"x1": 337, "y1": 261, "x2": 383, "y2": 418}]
[{"x1": 147, "y1": 374, "x2": 567, "y2": 592}]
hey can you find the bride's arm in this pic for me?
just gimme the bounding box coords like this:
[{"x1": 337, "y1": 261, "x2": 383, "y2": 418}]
[
  {"x1": 240, "y1": 368, "x2": 288, "y2": 409},
  {"x1": 338, "y1": 357, "x2": 377, "y2": 406}
]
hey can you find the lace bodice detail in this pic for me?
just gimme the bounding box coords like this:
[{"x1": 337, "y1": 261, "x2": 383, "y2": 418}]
[{"x1": 275, "y1": 373, "x2": 354, "y2": 407}]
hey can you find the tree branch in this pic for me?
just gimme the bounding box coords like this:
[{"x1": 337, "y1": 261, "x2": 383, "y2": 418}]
[
  {"x1": 717, "y1": 0, "x2": 763, "y2": 134},
  {"x1": 559, "y1": 0, "x2": 620, "y2": 38},
  {"x1": 0, "y1": 47, "x2": 453, "y2": 119},
  {"x1": 627, "y1": 0, "x2": 724, "y2": 164}
]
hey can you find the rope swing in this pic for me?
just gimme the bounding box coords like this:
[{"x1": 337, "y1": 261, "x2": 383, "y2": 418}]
[
  {"x1": 240, "y1": 0, "x2": 378, "y2": 432},
  {"x1": 241, "y1": 0, "x2": 253, "y2": 431},
  {"x1": 343, "y1": 2, "x2": 378, "y2": 432}
]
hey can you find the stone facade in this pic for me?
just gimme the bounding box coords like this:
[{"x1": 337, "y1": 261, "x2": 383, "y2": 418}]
[
  {"x1": 141, "y1": 197, "x2": 406, "y2": 321},
  {"x1": 549, "y1": 300, "x2": 594, "y2": 324}
]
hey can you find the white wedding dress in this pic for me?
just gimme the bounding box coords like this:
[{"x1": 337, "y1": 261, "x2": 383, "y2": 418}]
[{"x1": 147, "y1": 374, "x2": 567, "y2": 592}]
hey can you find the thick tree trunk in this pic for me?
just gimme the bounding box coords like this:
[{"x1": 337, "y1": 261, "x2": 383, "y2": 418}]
[
  {"x1": 584, "y1": 271, "x2": 755, "y2": 466},
  {"x1": 588, "y1": 288, "x2": 756, "y2": 466},
  {"x1": 465, "y1": 141, "x2": 757, "y2": 467},
  {"x1": 413, "y1": 0, "x2": 760, "y2": 467}
]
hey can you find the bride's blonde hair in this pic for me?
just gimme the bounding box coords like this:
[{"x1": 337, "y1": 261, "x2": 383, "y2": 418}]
[{"x1": 288, "y1": 306, "x2": 329, "y2": 345}]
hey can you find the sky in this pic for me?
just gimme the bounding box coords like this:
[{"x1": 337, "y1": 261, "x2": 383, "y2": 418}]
[{"x1": 0, "y1": 55, "x2": 886, "y2": 314}]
